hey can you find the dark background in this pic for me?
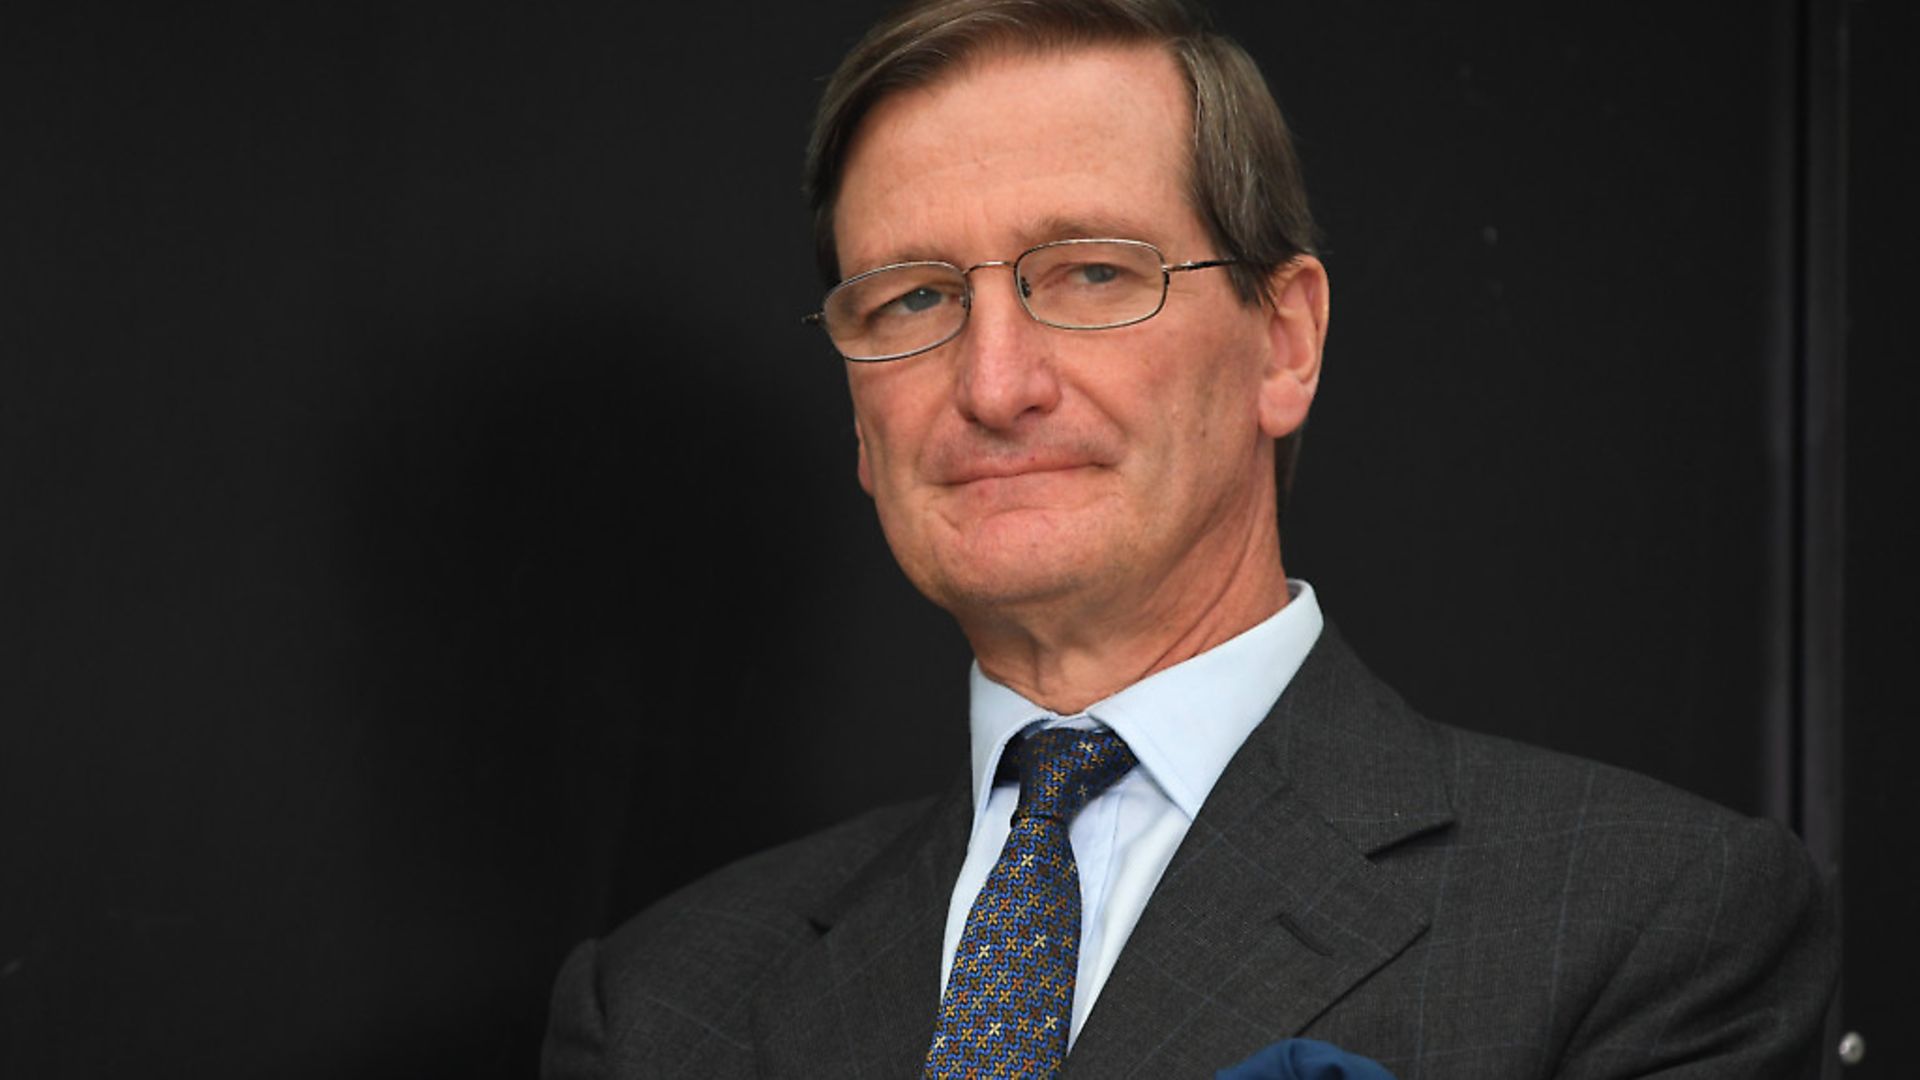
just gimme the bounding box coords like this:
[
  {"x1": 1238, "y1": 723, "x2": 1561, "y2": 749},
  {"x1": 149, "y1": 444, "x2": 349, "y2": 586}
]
[{"x1": 1, "y1": 0, "x2": 1907, "y2": 1075}]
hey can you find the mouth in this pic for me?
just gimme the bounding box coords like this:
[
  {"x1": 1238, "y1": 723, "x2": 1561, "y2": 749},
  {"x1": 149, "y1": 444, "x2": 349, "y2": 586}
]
[{"x1": 941, "y1": 457, "x2": 1097, "y2": 486}]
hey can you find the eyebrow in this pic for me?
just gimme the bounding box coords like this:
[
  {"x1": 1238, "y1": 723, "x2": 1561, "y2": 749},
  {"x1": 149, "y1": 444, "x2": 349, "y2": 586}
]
[
  {"x1": 1024, "y1": 214, "x2": 1157, "y2": 246},
  {"x1": 843, "y1": 214, "x2": 1164, "y2": 277},
  {"x1": 839, "y1": 245, "x2": 949, "y2": 278}
]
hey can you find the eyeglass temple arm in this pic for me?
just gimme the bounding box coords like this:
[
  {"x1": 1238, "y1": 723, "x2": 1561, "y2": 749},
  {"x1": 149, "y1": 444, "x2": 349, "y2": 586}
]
[{"x1": 1165, "y1": 258, "x2": 1239, "y2": 274}]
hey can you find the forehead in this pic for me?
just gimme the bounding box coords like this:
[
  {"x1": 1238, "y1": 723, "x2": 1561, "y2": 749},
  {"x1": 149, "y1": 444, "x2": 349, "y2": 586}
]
[{"x1": 832, "y1": 43, "x2": 1200, "y2": 273}]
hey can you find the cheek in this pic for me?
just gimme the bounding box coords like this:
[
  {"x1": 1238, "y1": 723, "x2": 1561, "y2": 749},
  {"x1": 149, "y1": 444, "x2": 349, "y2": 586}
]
[
  {"x1": 849, "y1": 371, "x2": 939, "y2": 488},
  {"x1": 1127, "y1": 327, "x2": 1261, "y2": 441}
]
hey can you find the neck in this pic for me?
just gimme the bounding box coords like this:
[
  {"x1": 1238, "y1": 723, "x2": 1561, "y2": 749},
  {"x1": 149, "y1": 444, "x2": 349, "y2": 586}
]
[{"x1": 958, "y1": 529, "x2": 1292, "y2": 715}]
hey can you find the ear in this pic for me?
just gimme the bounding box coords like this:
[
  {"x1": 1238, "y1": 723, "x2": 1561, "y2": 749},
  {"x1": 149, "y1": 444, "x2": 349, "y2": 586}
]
[
  {"x1": 1256, "y1": 255, "x2": 1330, "y2": 440},
  {"x1": 854, "y1": 415, "x2": 875, "y2": 495}
]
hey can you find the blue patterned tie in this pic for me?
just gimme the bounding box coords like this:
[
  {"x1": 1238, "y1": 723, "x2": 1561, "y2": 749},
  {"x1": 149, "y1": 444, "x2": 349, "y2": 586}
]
[{"x1": 924, "y1": 728, "x2": 1138, "y2": 1079}]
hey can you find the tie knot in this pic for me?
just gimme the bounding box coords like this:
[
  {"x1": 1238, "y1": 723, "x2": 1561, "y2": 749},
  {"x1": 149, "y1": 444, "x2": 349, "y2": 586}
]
[{"x1": 1013, "y1": 728, "x2": 1137, "y2": 822}]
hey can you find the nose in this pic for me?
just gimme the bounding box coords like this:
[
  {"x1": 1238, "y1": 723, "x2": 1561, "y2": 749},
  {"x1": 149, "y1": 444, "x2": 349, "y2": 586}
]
[{"x1": 952, "y1": 265, "x2": 1062, "y2": 431}]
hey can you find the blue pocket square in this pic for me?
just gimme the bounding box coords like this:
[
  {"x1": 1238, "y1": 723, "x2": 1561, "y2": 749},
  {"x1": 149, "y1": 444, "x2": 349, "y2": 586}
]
[{"x1": 1215, "y1": 1038, "x2": 1397, "y2": 1080}]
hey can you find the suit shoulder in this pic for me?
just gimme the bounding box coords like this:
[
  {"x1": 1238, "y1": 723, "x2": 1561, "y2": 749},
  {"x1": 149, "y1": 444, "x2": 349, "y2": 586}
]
[
  {"x1": 544, "y1": 798, "x2": 939, "y2": 1076},
  {"x1": 601, "y1": 796, "x2": 935, "y2": 971},
  {"x1": 1291, "y1": 630, "x2": 1809, "y2": 869},
  {"x1": 1433, "y1": 719, "x2": 1755, "y2": 830},
  {"x1": 1405, "y1": 717, "x2": 1827, "y2": 935}
]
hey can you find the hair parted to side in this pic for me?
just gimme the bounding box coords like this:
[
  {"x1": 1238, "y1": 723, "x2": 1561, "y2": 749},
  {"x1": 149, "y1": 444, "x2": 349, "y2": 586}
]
[{"x1": 803, "y1": 0, "x2": 1318, "y2": 308}]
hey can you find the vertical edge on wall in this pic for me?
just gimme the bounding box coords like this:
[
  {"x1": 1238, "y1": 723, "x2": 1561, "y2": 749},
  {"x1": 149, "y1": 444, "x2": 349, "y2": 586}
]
[
  {"x1": 1795, "y1": 0, "x2": 1850, "y2": 1073},
  {"x1": 1796, "y1": 0, "x2": 1848, "y2": 871},
  {"x1": 1768, "y1": 0, "x2": 1847, "y2": 857},
  {"x1": 1762, "y1": 1, "x2": 1801, "y2": 830}
]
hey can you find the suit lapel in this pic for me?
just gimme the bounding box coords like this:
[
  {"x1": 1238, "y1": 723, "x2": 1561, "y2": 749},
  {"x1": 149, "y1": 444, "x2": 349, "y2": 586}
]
[
  {"x1": 750, "y1": 772, "x2": 971, "y2": 1079},
  {"x1": 1065, "y1": 627, "x2": 1455, "y2": 1077}
]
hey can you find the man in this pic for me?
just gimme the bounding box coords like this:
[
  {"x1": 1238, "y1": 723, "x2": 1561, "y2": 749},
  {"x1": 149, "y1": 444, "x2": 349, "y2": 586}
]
[{"x1": 544, "y1": 0, "x2": 1837, "y2": 1076}]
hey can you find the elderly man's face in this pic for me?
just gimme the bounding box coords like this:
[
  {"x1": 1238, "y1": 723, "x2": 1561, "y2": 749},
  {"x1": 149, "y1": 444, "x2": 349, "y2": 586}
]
[{"x1": 835, "y1": 43, "x2": 1320, "y2": 629}]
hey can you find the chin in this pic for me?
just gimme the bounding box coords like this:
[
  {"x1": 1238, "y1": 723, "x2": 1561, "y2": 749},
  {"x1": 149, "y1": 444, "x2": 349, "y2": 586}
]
[
  {"x1": 934, "y1": 567, "x2": 1082, "y2": 614},
  {"x1": 916, "y1": 538, "x2": 1115, "y2": 618}
]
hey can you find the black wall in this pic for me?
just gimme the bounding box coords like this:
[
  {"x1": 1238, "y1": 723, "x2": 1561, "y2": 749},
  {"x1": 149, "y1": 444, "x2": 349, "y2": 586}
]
[{"x1": 2, "y1": 1, "x2": 1898, "y2": 1075}]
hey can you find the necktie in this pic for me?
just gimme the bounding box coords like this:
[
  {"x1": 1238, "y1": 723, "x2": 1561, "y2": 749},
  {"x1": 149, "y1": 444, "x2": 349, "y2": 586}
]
[{"x1": 924, "y1": 727, "x2": 1139, "y2": 1079}]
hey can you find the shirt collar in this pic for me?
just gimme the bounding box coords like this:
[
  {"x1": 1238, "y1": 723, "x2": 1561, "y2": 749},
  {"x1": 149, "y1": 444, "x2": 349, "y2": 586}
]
[{"x1": 966, "y1": 580, "x2": 1324, "y2": 829}]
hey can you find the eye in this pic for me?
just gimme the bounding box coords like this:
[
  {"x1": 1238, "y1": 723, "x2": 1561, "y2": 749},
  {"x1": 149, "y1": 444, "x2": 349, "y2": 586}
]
[
  {"x1": 852, "y1": 272, "x2": 964, "y2": 324},
  {"x1": 1038, "y1": 258, "x2": 1145, "y2": 293},
  {"x1": 886, "y1": 285, "x2": 949, "y2": 315},
  {"x1": 1073, "y1": 262, "x2": 1121, "y2": 286}
]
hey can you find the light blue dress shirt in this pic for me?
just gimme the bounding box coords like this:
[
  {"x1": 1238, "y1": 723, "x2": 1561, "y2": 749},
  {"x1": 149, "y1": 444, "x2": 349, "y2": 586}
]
[{"x1": 939, "y1": 580, "x2": 1325, "y2": 1046}]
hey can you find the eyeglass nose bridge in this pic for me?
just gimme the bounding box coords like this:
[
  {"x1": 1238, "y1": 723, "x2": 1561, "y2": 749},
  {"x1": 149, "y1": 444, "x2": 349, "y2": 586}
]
[{"x1": 954, "y1": 258, "x2": 1037, "y2": 323}]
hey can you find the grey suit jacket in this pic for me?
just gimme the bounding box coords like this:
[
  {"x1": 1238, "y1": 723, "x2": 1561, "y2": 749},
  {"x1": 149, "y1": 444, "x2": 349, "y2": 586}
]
[{"x1": 543, "y1": 629, "x2": 1838, "y2": 1078}]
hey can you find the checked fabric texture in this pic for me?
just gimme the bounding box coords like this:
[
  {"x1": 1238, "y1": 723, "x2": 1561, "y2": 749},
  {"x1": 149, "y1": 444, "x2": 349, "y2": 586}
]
[{"x1": 924, "y1": 728, "x2": 1138, "y2": 1079}]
